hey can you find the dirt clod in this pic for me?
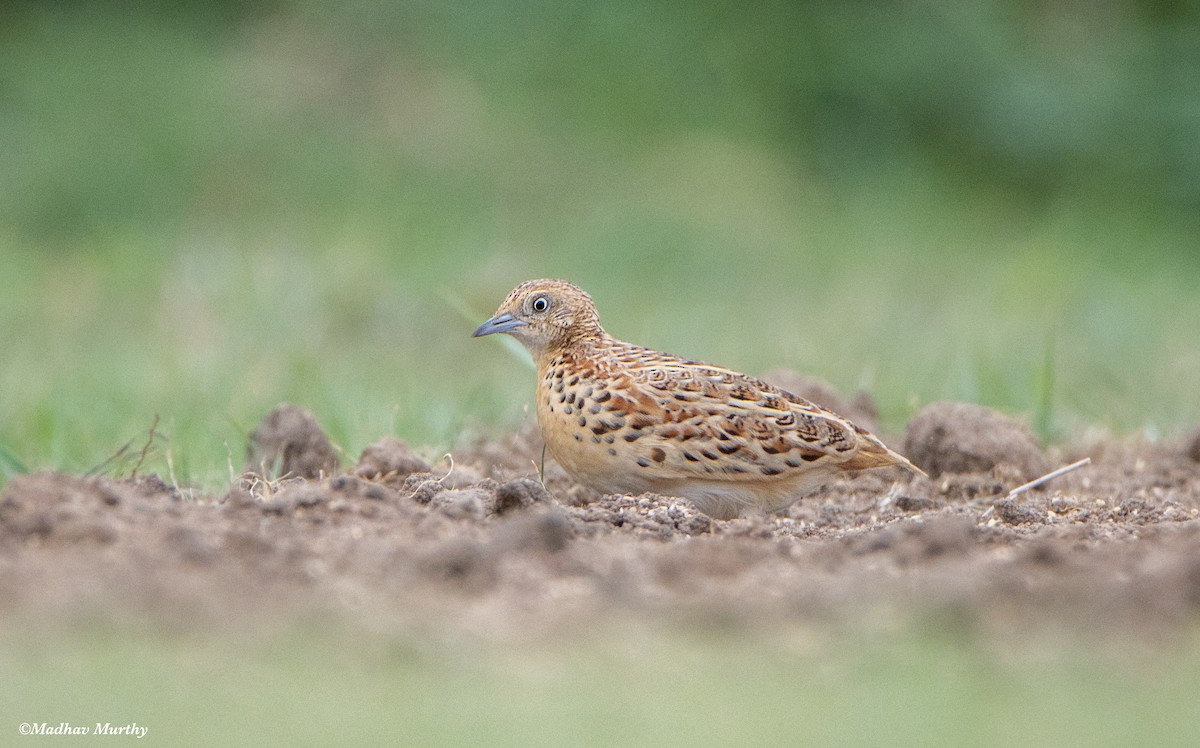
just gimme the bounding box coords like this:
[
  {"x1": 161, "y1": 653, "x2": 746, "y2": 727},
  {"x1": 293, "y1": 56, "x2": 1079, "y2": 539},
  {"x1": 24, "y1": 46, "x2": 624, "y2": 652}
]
[
  {"x1": 991, "y1": 497, "x2": 1045, "y2": 526},
  {"x1": 500, "y1": 509, "x2": 573, "y2": 552},
  {"x1": 355, "y1": 436, "x2": 431, "y2": 484},
  {"x1": 431, "y1": 488, "x2": 490, "y2": 521},
  {"x1": 261, "y1": 485, "x2": 331, "y2": 513},
  {"x1": 1186, "y1": 429, "x2": 1200, "y2": 463},
  {"x1": 423, "y1": 540, "x2": 496, "y2": 590},
  {"x1": 246, "y1": 404, "x2": 339, "y2": 479},
  {"x1": 899, "y1": 496, "x2": 939, "y2": 512},
  {"x1": 905, "y1": 401, "x2": 1049, "y2": 480},
  {"x1": 403, "y1": 472, "x2": 447, "y2": 504},
  {"x1": 493, "y1": 478, "x2": 551, "y2": 515}
]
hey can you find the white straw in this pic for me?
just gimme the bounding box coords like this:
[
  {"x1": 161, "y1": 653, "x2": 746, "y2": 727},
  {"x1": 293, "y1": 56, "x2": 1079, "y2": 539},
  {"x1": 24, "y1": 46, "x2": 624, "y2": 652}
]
[{"x1": 1005, "y1": 457, "x2": 1091, "y2": 500}]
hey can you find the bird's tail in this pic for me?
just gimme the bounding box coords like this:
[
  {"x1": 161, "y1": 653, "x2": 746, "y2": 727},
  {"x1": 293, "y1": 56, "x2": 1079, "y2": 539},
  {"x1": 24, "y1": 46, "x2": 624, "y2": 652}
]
[{"x1": 840, "y1": 434, "x2": 928, "y2": 478}]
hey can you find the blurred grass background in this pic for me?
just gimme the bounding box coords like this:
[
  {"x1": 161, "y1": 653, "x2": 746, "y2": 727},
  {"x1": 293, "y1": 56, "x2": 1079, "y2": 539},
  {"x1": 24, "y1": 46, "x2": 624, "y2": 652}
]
[
  {"x1": 2, "y1": 0, "x2": 1199, "y2": 488},
  {"x1": 5, "y1": 621, "x2": 1200, "y2": 746}
]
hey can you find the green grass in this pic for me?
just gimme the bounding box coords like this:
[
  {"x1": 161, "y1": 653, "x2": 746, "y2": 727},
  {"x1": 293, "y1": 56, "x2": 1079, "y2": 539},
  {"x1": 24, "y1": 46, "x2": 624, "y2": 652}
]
[
  {"x1": 1, "y1": 0, "x2": 1198, "y2": 492},
  {"x1": 2, "y1": 195, "x2": 1197, "y2": 491},
  {"x1": 2, "y1": 620, "x2": 1198, "y2": 747}
]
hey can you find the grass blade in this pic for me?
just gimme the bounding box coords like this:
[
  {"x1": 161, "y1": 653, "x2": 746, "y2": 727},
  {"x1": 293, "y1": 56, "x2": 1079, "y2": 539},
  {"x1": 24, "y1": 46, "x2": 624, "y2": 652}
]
[{"x1": 0, "y1": 444, "x2": 28, "y2": 477}]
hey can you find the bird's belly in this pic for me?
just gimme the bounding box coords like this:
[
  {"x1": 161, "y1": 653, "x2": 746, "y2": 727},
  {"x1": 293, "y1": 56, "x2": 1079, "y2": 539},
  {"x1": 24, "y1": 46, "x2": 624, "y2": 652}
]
[{"x1": 662, "y1": 474, "x2": 830, "y2": 519}]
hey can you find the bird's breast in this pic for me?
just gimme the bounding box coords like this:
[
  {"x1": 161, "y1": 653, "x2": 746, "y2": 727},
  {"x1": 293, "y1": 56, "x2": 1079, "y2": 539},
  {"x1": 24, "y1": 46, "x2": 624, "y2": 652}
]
[{"x1": 534, "y1": 363, "x2": 657, "y2": 495}]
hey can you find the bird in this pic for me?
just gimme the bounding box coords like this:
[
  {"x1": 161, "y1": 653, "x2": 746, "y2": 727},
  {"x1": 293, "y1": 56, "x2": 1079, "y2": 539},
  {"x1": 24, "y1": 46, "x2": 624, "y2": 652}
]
[{"x1": 473, "y1": 279, "x2": 925, "y2": 520}]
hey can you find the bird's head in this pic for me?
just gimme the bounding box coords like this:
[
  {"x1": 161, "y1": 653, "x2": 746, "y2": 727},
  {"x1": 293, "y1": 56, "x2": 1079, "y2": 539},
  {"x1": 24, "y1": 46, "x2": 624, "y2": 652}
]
[{"x1": 472, "y1": 278, "x2": 603, "y2": 359}]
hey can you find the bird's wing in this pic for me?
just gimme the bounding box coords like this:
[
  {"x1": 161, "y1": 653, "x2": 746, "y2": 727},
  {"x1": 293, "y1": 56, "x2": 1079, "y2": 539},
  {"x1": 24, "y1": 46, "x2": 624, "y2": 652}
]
[{"x1": 604, "y1": 354, "x2": 912, "y2": 482}]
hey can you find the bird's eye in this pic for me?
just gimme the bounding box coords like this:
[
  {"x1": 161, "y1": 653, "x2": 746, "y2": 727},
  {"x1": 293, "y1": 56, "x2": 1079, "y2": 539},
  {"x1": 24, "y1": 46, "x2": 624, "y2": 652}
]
[{"x1": 531, "y1": 296, "x2": 550, "y2": 313}]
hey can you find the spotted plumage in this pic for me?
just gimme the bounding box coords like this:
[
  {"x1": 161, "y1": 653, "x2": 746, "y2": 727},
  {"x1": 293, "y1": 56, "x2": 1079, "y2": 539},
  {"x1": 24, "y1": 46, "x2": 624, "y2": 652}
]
[{"x1": 473, "y1": 279, "x2": 924, "y2": 520}]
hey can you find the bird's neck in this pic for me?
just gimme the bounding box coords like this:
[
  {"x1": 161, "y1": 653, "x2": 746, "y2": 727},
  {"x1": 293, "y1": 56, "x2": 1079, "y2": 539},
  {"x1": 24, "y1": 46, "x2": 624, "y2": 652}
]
[{"x1": 534, "y1": 331, "x2": 614, "y2": 373}]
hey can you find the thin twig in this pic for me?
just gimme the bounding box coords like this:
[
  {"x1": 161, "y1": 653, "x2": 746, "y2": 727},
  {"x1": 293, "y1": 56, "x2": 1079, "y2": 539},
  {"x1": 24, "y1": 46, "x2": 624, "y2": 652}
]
[
  {"x1": 130, "y1": 413, "x2": 160, "y2": 478},
  {"x1": 1005, "y1": 457, "x2": 1091, "y2": 500}
]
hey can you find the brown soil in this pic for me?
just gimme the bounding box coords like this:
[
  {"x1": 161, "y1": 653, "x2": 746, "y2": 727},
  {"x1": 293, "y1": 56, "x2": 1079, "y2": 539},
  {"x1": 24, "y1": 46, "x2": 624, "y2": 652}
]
[{"x1": 4, "y1": 389, "x2": 1200, "y2": 643}]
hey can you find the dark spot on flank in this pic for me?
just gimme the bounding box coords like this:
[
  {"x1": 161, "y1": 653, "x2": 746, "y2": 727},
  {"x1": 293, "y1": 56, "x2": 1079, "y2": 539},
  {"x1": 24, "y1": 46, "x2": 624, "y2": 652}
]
[
  {"x1": 637, "y1": 458, "x2": 651, "y2": 467},
  {"x1": 604, "y1": 435, "x2": 615, "y2": 443},
  {"x1": 578, "y1": 416, "x2": 587, "y2": 427},
  {"x1": 725, "y1": 465, "x2": 748, "y2": 474},
  {"x1": 623, "y1": 432, "x2": 643, "y2": 442},
  {"x1": 608, "y1": 448, "x2": 617, "y2": 456},
  {"x1": 630, "y1": 416, "x2": 656, "y2": 430},
  {"x1": 674, "y1": 393, "x2": 690, "y2": 401},
  {"x1": 588, "y1": 404, "x2": 602, "y2": 414},
  {"x1": 701, "y1": 450, "x2": 718, "y2": 460},
  {"x1": 717, "y1": 442, "x2": 740, "y2": 454},
  {"x1": 594, "y1": 418, "x2": 624, "y2": 435},
  {"x1": 568, "y1": 375, "x2": 580, "y2": 386},
  {"x1": 801, "y1": 452, "x2": 823, "y2": 462},
  {"x1": 762, "y1": 443, "x2": 783, "y2": 455},
  {"x1": 553, "y1": 382, "x2": 564, "y2": 393},
  {"x1": 592, "y1": 435, "x2": 601, "y2": 443},
  {"x1": 564, "y1": 404, "x2": 574, "y2": 414},
  {"x1": 683, "y1": 452, "x2": 700, "y2": 462},
  {"x1": 761, "y1": 466, "x2": 783, "y2": 476},
  {"x1": 558, "y1": 393, "x2": 567, "y2": 404},
  {"x1": 785, "y1": 458, "x2": 802, "y2": 468},
  {"x1": 594, "y1": 390, "x2": 611, "y2": 403},
  {"x1": 574, "y1": 434, "x2": 582, "y2": 441},
  {"x1": 650, "y1": 447, "x2": 666, "y2": 463}
]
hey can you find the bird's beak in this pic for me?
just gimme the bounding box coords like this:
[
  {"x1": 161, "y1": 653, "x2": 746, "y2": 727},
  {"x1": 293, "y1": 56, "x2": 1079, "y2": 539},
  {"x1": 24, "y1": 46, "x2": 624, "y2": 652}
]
[{"x1": 472, "y1": 312, "x2": 527, "y2": 337}]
